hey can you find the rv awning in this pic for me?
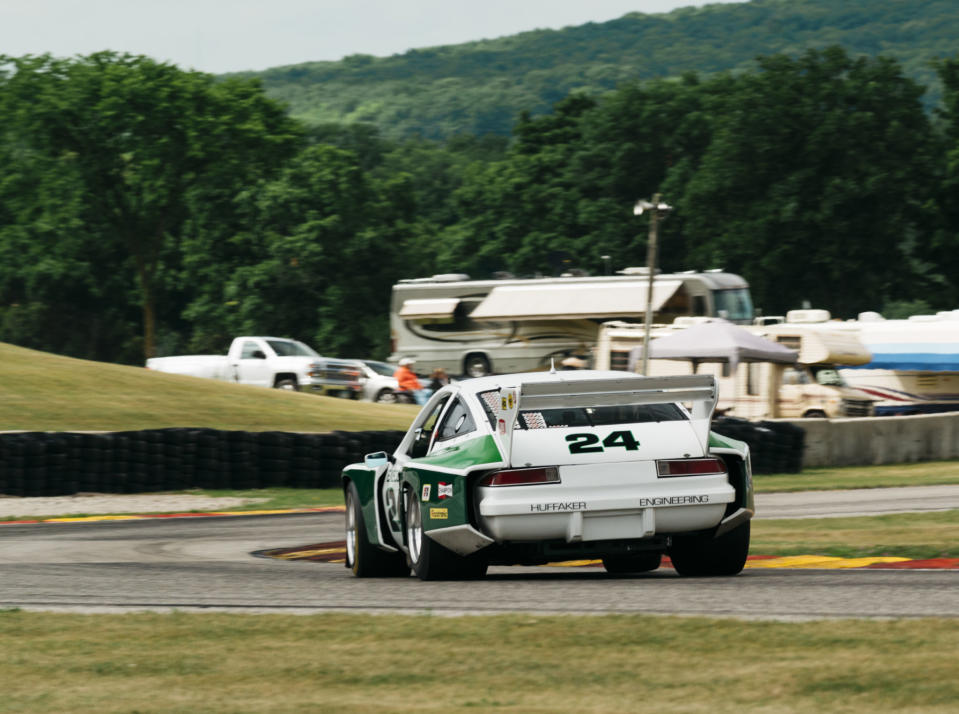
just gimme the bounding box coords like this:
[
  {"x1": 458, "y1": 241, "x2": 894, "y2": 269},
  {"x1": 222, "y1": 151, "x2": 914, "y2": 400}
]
[
  {"x1": 469, "y1": 280, "x2": 683, "y2": 321},
  {"x1": 398, "y1": 298, "x2": 460, "y2": 319}
]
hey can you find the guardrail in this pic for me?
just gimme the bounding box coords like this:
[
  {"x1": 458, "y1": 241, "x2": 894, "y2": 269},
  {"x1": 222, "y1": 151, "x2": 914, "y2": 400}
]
[{"x1": 779, "y1": 411, "x2": 959, "y2": 467}]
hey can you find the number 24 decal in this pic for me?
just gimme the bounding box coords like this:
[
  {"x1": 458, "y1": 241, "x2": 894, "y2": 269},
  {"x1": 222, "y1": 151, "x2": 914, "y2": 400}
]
[{"x1": 566, "y1": 430, "x2": 640, "y2": 454}]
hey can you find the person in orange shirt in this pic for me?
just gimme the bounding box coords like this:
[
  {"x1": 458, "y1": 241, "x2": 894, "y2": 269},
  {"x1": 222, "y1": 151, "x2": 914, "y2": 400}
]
[{"x1": 394, "y1": 358, "x2": 430, "y2": 405}]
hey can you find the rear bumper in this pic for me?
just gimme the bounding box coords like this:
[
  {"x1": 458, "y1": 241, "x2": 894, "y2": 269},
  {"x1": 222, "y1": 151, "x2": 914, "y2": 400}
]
[{"x1": 477, "y1": 481, "x2": 735, "y2": 543}]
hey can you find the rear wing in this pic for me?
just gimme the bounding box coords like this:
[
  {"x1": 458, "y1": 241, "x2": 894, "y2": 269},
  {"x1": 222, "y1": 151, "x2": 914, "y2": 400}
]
[{"x1": 490, "y1": 374, "x2": 718, "y2": 453}]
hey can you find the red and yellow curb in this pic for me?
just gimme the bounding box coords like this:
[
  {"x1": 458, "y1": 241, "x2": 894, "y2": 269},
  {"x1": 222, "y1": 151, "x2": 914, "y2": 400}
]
[
  {"x1": 0, "y1": 505, "x2": 345, "y2": 526},
  {"x1": 254, "y1": 543, "x2": 959, "y2": 570}
]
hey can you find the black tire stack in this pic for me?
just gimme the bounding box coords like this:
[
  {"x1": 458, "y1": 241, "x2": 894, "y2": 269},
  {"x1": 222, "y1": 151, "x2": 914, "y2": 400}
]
[
  {"x1": 0, "y1": 429, "x2": 411, "y2": 496},
  {"x1": 711, "y1": 417, "x2": 805, "y2": 474}
]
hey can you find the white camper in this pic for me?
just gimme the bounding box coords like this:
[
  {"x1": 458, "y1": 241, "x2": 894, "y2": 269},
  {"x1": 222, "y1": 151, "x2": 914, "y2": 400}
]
[
  {"x1": 594, "y1": 320, "x2": 875, "y2": 419},
  {"x1": 785, "y1": 309, "x2": 959, "y2": 415},
  {"x1": 390, "y1": 270, "x2": 754, "y2": 377}
]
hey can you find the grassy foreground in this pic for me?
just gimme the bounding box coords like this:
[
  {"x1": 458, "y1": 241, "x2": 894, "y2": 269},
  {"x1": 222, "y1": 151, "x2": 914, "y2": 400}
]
[
  {"x1": 0, "y1": 342, "x2": 417, "y2": 432},
  {"x1": 1, "y1": 611, "x2": 957, "y2": 714}
]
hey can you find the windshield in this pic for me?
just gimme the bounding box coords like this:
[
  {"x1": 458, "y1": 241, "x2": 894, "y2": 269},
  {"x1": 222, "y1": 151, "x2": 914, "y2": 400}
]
[
  {"x1": 266, "y1": 339, "x2": 319, "y2": 358},
  {"x1": 364, "y1": 360, "x2": 397, "y2": 377},
  {"x1": 713, "y1": 288, "x2": 754, "y2": 323},
  {"x1": 813, "y1": 367, "x2": 846, "y2": 387}
]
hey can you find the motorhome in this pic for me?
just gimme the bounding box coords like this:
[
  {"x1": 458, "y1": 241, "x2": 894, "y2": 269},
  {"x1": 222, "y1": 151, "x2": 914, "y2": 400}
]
[
  {"x1": 390, "y1": 269, "x2": 754, "y2": 376},
  {"x1": 594, "y1": 319, "x2": 876, "y2": 419},
  {"x1": 784, "y1": 309, "x2": 959, "y2": 415}
]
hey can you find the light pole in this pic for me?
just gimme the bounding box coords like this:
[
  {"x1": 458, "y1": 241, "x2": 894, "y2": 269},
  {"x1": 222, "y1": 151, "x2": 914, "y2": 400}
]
[{"x1": 633, "y1": 194, "x2": 673, "y2": 375}]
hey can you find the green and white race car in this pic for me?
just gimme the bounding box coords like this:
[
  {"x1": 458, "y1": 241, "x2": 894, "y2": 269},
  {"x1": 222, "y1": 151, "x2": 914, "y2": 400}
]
[{"x1": 342, "y1": 370, "x2": 754, "y2": 580}]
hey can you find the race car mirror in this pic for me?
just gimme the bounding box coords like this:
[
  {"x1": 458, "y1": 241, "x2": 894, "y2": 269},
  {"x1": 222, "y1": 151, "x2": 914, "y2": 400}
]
[{"x1": 364, "y1": 451, "x2": 389, "y2": 467}]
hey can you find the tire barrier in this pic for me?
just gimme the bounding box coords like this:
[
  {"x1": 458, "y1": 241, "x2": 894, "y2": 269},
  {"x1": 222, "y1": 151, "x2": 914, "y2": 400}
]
[
  {"x1": 0, "y1": 429, "x2": 408, "y2": 497},
  {"x1": 711, "y1": 417, "x2": 805, "y2": 474},
  {"x1": 0, "y1": 420, "x2": 802, "y2": 497}
]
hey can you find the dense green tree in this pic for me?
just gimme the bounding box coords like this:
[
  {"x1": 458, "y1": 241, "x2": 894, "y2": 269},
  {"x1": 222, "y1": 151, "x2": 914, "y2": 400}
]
[
  {"x1": 677, "y1": 47, "x2": 937, "y2": 317},
  {"x1": 0, "y1": 53, "x2": 302, "y2": 360},
  {"x1": 182, "y1": 144, "x2": 423, "y2": 359},
  {"x1": 926, "y1": 54, "x2": 959, "y2": 305}
]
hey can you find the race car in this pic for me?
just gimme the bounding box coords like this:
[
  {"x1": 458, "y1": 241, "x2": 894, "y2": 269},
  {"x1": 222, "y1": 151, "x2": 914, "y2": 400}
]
[{"x1": 342, "y1": 369, "x2": 754, "y2": 580}]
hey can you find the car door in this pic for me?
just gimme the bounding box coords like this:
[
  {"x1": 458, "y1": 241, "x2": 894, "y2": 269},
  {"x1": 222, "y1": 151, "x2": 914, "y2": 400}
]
[
  {"x1": 234, "y1": 339, "x2": 273, "y2": 387},
  {"x1": 383, "y1": 393, "x2": 452, "y2": 541}
]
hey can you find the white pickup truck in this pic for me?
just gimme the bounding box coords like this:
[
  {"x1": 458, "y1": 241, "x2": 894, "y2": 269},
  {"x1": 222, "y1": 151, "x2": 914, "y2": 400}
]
[{"x1": 146, "y1": 336, "x2": 362, "y2": 395}]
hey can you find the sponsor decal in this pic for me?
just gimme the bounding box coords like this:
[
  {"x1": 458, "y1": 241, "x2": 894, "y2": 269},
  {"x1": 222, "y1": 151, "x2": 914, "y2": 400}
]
[
  {"x1": 498, "y1": 418, "x2": 506, "y2": 435},
  {"x1": 529, "y1": 501, "x2": 587, "y2": 512},
  {"x1": 429, "y1": 507, "x2": 448, "y2": 520},
  {"x1": 385, "y1": 472, "x2": 399, "y2": 483},
  {"x1": 421, "y1": 484, "x2": 432, "y2": 502},
  {"x1": 438, "y1": 482, "x2": 453, "y2": 499},
  {"x1": 639, "y1": 495, "x2": 710, "y2": 507},
  {"x1": 507, "y1": 393, "x2": 515, "y2": 409},
  {"x1": 501, "y1": 396, "x2": 508, "y2": 410}
]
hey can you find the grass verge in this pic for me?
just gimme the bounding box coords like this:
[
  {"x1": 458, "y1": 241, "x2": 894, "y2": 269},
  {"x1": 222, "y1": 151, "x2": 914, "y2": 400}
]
[
  {"x1": 753, "y1": 461, "x2": 959, "y2": 493},
  {"x1": 751, "y1": 510, "x2": 959, "y2": 560},
  {"x1": 0, "y1": 342, "x2": 417, "y2": 432},
  {"x1": 1, "y1": 611, "x2": 957, "y2": 713}
]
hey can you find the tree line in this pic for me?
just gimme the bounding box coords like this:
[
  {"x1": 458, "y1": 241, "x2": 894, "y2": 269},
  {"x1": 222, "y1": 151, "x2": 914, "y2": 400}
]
[{"x1": 2, "y1": 47, "x2": 959, "y2": 366}]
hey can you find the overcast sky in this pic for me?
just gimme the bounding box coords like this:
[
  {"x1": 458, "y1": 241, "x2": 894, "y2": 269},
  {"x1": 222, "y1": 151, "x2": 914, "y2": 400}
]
[{"x1": 1, "y1": 0, "x2": 745, "y2": 74}]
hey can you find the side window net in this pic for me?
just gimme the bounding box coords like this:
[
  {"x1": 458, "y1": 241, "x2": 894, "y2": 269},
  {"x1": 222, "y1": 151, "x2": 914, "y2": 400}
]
[{"x1": 435, "y1": 398, "x2": 476, "y2": 442}]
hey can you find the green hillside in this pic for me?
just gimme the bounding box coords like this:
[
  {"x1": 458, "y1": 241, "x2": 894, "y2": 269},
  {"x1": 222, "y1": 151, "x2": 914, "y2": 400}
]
[
  {"x1": 0, "y1": 342, "x2": 416, "y2": 432},
  {"x1": 239, "y1": 0, "x2": 959, "y2": 139}
]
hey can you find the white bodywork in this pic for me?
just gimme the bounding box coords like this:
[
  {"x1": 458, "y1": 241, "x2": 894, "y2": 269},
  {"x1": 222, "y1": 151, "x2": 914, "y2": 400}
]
[{"x1": 467, "y1": 371, "x2": 735, "y2": 545}]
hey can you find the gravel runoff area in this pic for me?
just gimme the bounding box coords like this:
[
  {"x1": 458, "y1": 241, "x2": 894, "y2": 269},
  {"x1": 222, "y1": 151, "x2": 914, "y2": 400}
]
[{"x1": 0, "y1": 494, "x2": 268, "y2": 519}]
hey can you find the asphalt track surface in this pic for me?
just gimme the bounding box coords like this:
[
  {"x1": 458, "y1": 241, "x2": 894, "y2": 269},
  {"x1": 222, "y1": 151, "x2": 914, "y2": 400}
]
[{"x1": 1, "y1": 486, "x2": 957, "y2": 619}]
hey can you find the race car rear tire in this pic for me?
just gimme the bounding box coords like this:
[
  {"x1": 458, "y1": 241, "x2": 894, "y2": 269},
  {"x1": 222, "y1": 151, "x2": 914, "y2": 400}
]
[
  {"x1": 404, "y1": 487, "x2": 486, "y2": 580},
  {"x1": 345, "y1": 482, "x2": 410, "y2": 578},
  {"x1": 602, "y1": 552, "x2": 662, "y2": 574},
  {"x1": 668, "y1": 521, "x2": 750, "y2": 577}
]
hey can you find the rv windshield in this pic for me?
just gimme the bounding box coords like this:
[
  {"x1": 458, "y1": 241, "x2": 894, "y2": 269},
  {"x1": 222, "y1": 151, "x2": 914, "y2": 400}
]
[
  {"x1": 812, "y1": 367, "x2": 846, "y2": 387},
  {"x1": 713, "y1": 288, "x2": 754, "y2": 323}
]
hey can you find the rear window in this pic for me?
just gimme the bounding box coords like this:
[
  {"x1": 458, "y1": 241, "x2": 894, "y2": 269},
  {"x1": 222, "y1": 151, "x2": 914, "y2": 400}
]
[
  {"x1": 476, "y1": 389, "x2": 686, "y2": 430},
  {"x1": 518, "y1": 404, "x2": 686, "y2": 429}
]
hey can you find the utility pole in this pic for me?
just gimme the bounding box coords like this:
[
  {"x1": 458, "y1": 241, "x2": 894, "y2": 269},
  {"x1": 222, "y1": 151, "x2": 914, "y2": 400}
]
[{"x1": 633, "y1": 194, "x2": 673, "y2": 375}]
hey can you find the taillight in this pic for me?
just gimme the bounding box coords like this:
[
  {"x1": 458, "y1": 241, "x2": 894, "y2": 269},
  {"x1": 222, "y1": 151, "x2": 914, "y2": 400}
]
[
  {"x1": 657, "y1": 458, "x2": 726, "y2": 478},
  {"x1": 479, "y1": 466, "x2": 560, "y2": 487}
]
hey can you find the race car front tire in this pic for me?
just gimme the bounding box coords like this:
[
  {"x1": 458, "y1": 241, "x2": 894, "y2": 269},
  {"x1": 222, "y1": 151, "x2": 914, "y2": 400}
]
[
  {"x1": 404, "y1": 487, "x2": 487, "y2": 581},
  {"x1": 345, "y1": 482, "x2": 410, "y2": 578},
  {"x1": 668, "y1": 521, "x2": 750, "y2": 577}
]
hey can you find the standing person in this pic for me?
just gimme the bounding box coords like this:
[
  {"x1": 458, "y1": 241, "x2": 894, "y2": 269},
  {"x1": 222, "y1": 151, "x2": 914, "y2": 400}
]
[
  {"x1": 394, "y1": 358, "x2": 430, "y2": 405},
  {"x1": 428, "y1": 367, "x2": 450, "y2": 393}
]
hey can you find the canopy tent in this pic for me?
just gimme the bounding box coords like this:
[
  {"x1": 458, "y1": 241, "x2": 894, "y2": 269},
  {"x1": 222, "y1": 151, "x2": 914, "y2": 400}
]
[
  {"x1": 469, "y1": 280, "x2": 683, "y2": 321},
  {"x1": 630, "y1": 320, "x2": 799, "y2": 372}
]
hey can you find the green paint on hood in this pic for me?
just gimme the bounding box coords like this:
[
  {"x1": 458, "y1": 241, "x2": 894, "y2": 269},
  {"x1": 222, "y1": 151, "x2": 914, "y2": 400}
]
[{"x1": 413, "y1": 434, "x2": 503, "y2": 471}]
